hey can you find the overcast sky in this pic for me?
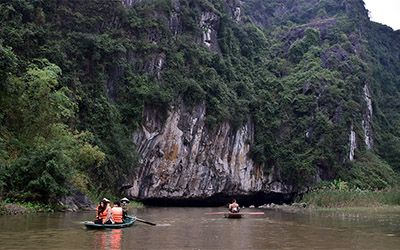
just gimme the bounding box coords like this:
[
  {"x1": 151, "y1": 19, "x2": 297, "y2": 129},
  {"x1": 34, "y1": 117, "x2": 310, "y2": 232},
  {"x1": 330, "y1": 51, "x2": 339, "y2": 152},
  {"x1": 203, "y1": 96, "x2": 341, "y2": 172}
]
[{"x1": 363, "y1": 0, "x2": 400, "y2": 30}]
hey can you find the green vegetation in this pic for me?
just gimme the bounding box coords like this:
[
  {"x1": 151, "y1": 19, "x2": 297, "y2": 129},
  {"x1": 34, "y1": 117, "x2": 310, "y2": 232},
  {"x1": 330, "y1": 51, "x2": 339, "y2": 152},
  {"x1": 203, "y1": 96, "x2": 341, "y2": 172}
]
[
  {"x1": 0, "y1": 199, "x2": 54, "y2": 215},
  {"x1": 126, "y1": 201, "x2": 145, "y2": 209},
  {"x1": 0, "y1": 0, "x2": 399, "y2": 208},
  {"x1": 301, "y1": 180, "x2": 400, "y2": 207},
  {"x1": 0, "y1": 57, "x2": 105, "y2": 203}
]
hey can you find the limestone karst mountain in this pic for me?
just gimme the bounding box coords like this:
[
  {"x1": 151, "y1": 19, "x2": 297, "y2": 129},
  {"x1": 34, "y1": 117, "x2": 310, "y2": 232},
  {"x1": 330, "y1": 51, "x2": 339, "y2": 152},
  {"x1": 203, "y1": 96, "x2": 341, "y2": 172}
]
[{"x1": 0, "y1": 0, "x2": 399, "y2": 204}]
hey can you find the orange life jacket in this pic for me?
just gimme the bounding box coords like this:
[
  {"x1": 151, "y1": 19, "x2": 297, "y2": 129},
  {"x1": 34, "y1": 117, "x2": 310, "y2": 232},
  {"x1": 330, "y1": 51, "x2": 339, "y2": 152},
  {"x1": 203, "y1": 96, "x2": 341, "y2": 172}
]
[
  {"x1": 111, "y1": 207, "x2": 123, "y2": 223},
  {"x1": 96, "y1": 205, "x2": 106, "y2": 219}
]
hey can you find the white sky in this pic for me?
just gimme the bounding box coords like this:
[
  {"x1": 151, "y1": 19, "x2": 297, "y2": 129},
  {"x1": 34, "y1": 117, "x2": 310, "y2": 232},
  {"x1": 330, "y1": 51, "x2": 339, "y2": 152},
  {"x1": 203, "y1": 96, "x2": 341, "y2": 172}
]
[{"x1": 363, "y1": 0, "x2": 400, "y2": 30}]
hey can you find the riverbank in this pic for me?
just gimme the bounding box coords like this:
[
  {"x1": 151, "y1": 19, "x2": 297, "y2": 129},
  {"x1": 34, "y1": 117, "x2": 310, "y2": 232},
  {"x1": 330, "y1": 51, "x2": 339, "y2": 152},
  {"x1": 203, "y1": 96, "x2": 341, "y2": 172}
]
[
  {"x1": 0, "y1": 201, "x2": 54, "y2": 215},
  {"x1": 300, "y1": 188, "x2": 400, "y2": 208},
  {"x1": 0, "y1": 199, "x2": 144, "y2": 216},
  {"x1": 254, "y1": 187, "x2": 400, "y2": 214},
  {"x1": 258, "y1": 202, "x2": 400, "y2": 215}
]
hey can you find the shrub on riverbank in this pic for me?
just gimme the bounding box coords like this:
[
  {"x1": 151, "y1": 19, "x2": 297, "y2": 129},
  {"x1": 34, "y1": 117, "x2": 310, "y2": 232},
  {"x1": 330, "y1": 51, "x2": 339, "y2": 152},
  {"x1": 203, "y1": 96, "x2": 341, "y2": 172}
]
[{"x1": 0, "y1": 200, "x2": 54, "y2": 215}]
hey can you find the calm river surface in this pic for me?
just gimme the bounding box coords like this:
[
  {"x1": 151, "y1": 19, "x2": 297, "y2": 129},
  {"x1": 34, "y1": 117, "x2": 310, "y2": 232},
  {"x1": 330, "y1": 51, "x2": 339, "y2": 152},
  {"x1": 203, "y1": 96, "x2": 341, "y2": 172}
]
[{"x1": 0, "y1": 207, "x2": 399, "y2": 249}]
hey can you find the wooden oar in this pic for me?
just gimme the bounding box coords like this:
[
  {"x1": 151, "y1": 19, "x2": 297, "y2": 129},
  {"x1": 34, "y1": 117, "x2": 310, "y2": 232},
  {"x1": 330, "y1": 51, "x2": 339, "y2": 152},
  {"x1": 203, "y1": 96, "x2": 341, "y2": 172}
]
[
  {"x1": 240, "y1": 212, "x2": 265, "y2": 215},
  {"x1": 135, "y1": 217, "x2": 157, "y2": 226},
  {"x1": 205, "y1": 211, "x2": 265, "y2": 215}
]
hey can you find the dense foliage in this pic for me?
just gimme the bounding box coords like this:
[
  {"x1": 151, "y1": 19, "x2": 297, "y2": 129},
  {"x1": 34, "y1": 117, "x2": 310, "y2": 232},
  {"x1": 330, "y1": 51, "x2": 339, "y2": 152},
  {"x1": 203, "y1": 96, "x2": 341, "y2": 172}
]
[{"x1": 0, "y1": 0, "x2": 399, "y2": 203}]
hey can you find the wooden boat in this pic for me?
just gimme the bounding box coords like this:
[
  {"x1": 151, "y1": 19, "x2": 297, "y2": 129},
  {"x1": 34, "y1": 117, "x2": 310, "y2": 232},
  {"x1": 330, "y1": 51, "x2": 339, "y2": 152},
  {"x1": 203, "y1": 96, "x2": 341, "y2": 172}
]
[
  {"x1": 83, "y1": 216, "x2": 136, "y2": 229},
  {"x1": 206, "y1": 211, "x2": 264, "y2": 219},
  {"x1": 224, "y1": 212, "x2": 243, "y2": 219}
]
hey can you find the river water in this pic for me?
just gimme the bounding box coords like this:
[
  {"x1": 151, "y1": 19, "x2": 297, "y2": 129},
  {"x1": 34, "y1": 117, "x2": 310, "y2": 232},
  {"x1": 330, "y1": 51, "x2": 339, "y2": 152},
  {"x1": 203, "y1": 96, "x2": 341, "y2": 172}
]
[{"x1": 0, "y1": 207, "x2": 399, "y2": 249}]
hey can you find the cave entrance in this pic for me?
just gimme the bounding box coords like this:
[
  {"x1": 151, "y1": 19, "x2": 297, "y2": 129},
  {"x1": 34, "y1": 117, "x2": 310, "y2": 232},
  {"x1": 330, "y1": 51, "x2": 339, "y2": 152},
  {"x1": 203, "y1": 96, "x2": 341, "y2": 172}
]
[{"x1": 139, "y1": 192, "x2": 296, "y2": 207}]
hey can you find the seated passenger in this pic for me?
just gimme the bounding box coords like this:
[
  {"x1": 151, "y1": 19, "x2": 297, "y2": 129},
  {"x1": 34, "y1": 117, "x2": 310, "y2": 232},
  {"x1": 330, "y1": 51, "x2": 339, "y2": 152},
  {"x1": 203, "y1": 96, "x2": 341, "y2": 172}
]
[
  {"x1": 101, "y1": 198, "x2": 114, "y2": 224},
  {"x1": 94, "y1": 200, "x2": 106, "y2": 224},
  {"x1": 112, "y1": 201, "x2": 123, "y2": 224}
]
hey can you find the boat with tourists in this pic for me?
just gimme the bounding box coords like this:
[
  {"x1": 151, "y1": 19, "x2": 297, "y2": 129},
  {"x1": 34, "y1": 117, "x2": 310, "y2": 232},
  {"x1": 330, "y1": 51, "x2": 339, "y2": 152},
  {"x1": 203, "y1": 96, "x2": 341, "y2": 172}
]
[{"x1": 83, "y1": 215, "x2": 136, "y2": 229}]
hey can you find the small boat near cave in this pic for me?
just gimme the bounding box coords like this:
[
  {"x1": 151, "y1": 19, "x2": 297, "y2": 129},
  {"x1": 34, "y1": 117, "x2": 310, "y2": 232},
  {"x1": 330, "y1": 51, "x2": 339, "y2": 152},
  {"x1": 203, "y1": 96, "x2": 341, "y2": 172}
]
[
  {"x1": 83, "y1": 216, "x2": 136, "y2": 229},
  {"x1": 224, "y1": 212, "x2": 243, "y2": 219},
  {"x1": 206, "y1": 211, "x2": 264, "y2": 219}
]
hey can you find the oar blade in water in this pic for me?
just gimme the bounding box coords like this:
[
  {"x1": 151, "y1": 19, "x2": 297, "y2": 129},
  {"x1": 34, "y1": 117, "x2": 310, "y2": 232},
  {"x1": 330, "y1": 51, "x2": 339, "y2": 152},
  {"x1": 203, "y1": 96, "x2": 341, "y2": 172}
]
[{"x1": 136, "y1": 218, "x2": 157, "y2": 226}]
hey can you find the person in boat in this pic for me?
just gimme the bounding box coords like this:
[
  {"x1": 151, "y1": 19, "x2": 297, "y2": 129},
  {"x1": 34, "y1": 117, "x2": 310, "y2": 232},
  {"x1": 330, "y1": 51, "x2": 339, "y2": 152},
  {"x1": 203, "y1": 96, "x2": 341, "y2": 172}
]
[
  {"x1": 228, "y1": 199, "x2": 240, "y2": 213},
  {"x1": 111, "y1": 201, "x2": 124, "y2": 224},
  {"x1": 120, "y1": 197, "x2": 130, "y2": 219},
  {"x1": 94, "y1": 200, "x2": 105, "y2": 224},
  {"x1": 96, "y1": 198, "x2": 114, "y2": 224}
]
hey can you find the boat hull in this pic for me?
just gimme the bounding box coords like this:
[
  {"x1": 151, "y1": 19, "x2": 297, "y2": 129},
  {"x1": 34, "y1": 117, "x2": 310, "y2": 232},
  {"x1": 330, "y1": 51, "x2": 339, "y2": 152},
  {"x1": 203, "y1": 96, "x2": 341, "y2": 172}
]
[
  {"x1": 84, "y1": 216, "x2": 136, "y2": 229},
  {"x1": 224, "y1": 212, "x2": 243, "y2": 219}
]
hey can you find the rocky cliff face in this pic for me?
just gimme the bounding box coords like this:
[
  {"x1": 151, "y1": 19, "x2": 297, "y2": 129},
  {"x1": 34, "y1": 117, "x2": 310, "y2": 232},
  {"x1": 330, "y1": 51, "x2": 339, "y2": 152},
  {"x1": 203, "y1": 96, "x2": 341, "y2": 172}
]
[
  {"x1": 127, "y1": 103, "x2": 292, "y2": 201},
  {"x1": 117, "y1": 0, "x2": 399, "y2": 201}
]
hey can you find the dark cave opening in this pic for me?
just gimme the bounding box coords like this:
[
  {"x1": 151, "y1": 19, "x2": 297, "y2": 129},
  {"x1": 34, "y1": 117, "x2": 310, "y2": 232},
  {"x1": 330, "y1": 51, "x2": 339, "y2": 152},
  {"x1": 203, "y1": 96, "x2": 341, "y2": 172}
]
[{"x1": 138, "y1": 192, "x2": 297, "y2": 207}]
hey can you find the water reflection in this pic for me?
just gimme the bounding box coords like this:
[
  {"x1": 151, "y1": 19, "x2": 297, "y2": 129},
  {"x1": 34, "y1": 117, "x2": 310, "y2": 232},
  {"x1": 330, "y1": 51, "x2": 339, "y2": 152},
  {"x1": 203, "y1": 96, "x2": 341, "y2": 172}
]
[{"x1": 93, "y1": 229, "x2": 123, "y2": 250}]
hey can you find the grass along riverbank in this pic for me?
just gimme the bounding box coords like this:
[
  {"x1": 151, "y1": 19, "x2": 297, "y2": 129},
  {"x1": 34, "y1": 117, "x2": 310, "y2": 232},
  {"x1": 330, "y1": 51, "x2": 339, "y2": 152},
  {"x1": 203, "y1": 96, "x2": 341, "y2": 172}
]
[{"x1": 300, "y1": 183, "x2": 400, "y2": 208}]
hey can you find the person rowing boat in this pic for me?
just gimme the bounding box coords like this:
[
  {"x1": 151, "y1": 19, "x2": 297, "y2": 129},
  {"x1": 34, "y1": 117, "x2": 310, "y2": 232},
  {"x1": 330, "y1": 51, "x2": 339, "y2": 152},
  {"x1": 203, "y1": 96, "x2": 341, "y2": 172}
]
[
  {"x1": 228, "y1": 199, "x2": 240, "y2": 213},
  {"x1": 120, "y1": 197, "x2": 130, "y2": 219}
]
